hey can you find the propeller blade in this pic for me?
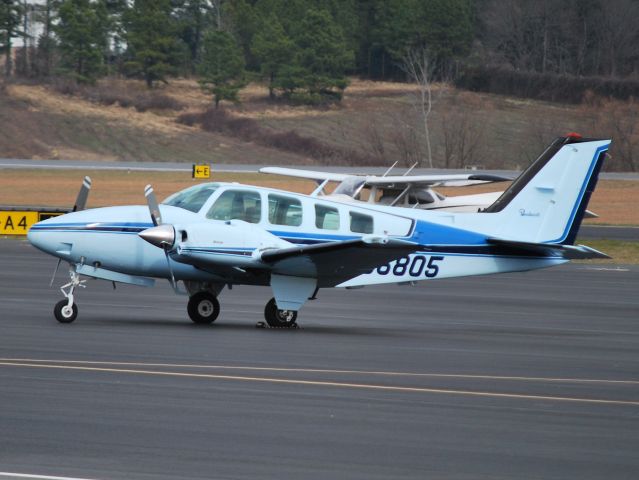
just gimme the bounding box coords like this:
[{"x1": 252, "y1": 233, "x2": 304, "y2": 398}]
[
  {"x1": 165, "y1": 250, "x2": 177, "y2": 290},
  {"x1": 49, "y1": 258, "x2": 62, "y2": 287},
  {"x1": 144, "y1": 184, "x2": 162, "y2": 226},
  {"x1": 72, "y1": 176, "x2": 92, "y2": 212}
]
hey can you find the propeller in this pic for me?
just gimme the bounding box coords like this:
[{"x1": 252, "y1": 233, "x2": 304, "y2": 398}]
[
  {"x1": 144, "y1": 184, "x2": 162, "y2": 226},
  {"x1": 51, "y1": 176, "x2": 92, "y2": 286},
  {"x1": 140, "y1": 184, "x2": 178, "y2": 290},
  {"x1": 72, "y1": 176, "x2": 92, "y2": 212}
]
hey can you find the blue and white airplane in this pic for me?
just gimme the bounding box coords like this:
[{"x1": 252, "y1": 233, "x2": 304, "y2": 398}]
[{"x1": 28, "y1": 134, "x2": 610, "y2": 327}]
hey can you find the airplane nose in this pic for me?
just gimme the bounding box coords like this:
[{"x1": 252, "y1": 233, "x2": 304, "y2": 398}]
[
  {"x1": 139, "y1": 224, "x2": 175, "y2": 249},
  {"x1": 27, "y1": 221, "x2": 56, "y2": 254}
]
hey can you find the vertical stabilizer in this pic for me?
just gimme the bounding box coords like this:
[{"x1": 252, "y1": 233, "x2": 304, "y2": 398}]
[{"x1": 483, "y1": 135, "x2": 610, "y2": 244}]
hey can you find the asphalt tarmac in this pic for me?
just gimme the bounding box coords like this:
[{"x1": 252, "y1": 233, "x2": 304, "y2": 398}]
[
  {"x1": 3, "y1": 158, "x2": 639, "y2": 180},
  {"x1": 1, "y1": 239, "x2": 638, "y2": 480}
]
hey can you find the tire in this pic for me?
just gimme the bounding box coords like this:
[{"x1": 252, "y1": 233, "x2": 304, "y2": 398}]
[
  {"x1": 187, "y1": 292, "x2": 220, "y2": 324},
  {"x1": 54, "y1": 299, "x2": 78, "y2": 324},
  {"x1": 264, "y1": 298, "x2": 298, "y2": 328}
]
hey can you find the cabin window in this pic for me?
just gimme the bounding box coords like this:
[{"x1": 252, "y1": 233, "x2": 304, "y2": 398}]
[
  {"x1": 315, "y1": 204, "x2": 340, "y2": 230},
  {"x1": 268, "y1": 194, "x2": 302, "y2": 226},
  {"x1": 162, "y1": 184, "x2": 219, "y2": 213},
  {"x1": 350, "y1": 211, "x2": 373, "y2": 233},
  {"x1": 206, "y1": 189, "x2": 262, "y2": 223}
]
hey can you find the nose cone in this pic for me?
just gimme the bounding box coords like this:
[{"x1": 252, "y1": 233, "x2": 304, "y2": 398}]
[
  {"x1": 139, "y1": 224, "x2": 175, "y2": 249},
  {"x1": 27, "y1": 216, "x2": 61, "y2": 254}
]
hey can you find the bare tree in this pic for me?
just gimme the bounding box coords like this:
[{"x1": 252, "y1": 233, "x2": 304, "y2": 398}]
[
  {"x1": 400, "y1": 46, "x2": 436, "y2": 168},
  {"x1": 595, "y1": 99, "x2": 639, "y2": 171},
  {"x1": 440, "y1": 107, "x2": 487, "y2": 169},
  {"x1": 360, "y1": 117, "x2": 387, "y2": 165}
]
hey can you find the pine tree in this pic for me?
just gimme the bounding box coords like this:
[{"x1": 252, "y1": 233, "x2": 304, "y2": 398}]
[
  {"x1": 291, "y1": 8, "x2": 354, "y2": 100},
  {"x1": 55, "y1": 0, "x2": 109, "y2": 83},
  {"x1": 123, "y1": 0, "x2": 176, "y2": 87},
  {"x1": 0, "y1": 0, "x2": 23, "y2": 77},
  {"x1": 198, "y1": 29, "x2": 246, "y2": 108},
  {"x1": 173, "y1": 0, "x2": 213, "y2": 74},
  {"x1": 251, "y1": 13, "x2": 295, "y2": 99}
]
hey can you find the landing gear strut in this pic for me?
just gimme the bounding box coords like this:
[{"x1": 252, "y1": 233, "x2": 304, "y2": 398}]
[
  {"x1": 264, "y1": 298, "x2": 298, "y2": 328},
  {"x1": 187, "y1": 291, "x2": 220, "y2": 324},
  {"x1": 54, "y1": 268, "x2": 85, "y2": 323}
]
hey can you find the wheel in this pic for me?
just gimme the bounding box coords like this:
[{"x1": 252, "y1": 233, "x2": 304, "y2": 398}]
[
  {"x1": 54, "y1": 299, "x2": 78, "y2": 323},
  {"x1": 187, "y1": 292, "x2": 220, "y2": 324},
  {"x1": 264, "y1": 298, "x2": 298, "y2": 328}
]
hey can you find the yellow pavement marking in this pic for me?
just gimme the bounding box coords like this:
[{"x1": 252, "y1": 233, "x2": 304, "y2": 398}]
[
  {"x1": 0, "y1": 358, "x2": 637, "y2": 384},
  {"x1": 0, "y1": 361, "x2": 637, "y2": 406}
]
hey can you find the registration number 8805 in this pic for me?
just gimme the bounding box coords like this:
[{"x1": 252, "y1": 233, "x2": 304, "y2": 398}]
[{"x1": 376, "y1": 255, "x2": 444, "y2": 278}]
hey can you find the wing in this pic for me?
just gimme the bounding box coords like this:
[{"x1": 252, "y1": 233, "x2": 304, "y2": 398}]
[
  {"x1": 259, "y1": 167, "x2": 351, "y2": 183},
  {"x1": 260, "y1": 237, "x2": 419, "y2": 287},
  {"x1": 365, "y1": 173, "x2": 512, "y2": 188}
]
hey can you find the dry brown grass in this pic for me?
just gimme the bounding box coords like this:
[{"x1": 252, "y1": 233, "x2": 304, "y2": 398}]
[
  {"x1": 0, "y1": 170, "x2": 315, "y2": 208},
  {"x1": 9, "y1": 84, "x2": 185, "y2": 136},
  {"x1": 0, "y1": 171, "x2": 636, "y2": 226}
]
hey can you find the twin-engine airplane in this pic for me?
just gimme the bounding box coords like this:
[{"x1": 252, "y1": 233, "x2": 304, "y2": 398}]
[{"x1": 28, "y1": 135, "x2": 610, "y2": 328}]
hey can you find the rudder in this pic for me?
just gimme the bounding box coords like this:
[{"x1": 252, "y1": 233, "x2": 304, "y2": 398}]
[{"x1": 483, "y1": 135, "x2": 610, "y2": 244}]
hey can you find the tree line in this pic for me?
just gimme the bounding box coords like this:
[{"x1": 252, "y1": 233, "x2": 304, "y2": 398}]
[{"x1": 2, "y1": 0, "x2": 638, "y2": 105}]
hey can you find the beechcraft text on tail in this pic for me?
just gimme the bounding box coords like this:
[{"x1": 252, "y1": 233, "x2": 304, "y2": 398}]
[{"x1": 28, "y1": 134, "x2": 610, "y2": 328}]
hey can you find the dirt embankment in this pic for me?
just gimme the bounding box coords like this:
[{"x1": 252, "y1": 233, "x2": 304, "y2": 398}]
[{"x1": 3, "y1": 77, "x2": 634, "y2": 171}]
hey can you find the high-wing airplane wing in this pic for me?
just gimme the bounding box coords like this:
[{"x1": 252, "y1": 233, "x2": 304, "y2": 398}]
[
  {"x1": 259, "y1": 166, "x2": 512, "y2": 187},
  {"x1": 259, "y1": 167, "x2": 351, "y2": 182},
  {"x1": 363, "y1": 173, "x2": 512, "y2": 188},
  {"x1": 260, "y1": 236, "x2": 418, "y2": 287}
]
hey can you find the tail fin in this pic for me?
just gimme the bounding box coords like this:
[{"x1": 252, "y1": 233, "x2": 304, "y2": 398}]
[{"x1": 483, "y1": 135, "x2": 610, "y2": 244}]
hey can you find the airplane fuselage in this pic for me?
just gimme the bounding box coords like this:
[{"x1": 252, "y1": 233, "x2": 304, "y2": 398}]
[{"x1": 29, "y1": 182, "x2": 565, "y2": 290}]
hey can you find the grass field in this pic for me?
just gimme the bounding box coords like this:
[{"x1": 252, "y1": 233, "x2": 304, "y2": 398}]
[{"x1": 1, "y1": 170, "x2": 637, "y2": 225}]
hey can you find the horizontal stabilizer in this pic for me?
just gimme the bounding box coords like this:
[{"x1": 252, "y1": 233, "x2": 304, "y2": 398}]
[
  {"x1": 260, "y1": 237, "x2": 418, "y2": 286},
  {"x1": 487, "y1": 238, "x2": 610, "y2": 260}
]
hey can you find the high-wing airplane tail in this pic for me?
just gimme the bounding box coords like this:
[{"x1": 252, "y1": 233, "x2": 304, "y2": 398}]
[{"x1": 481, "y1": 134, "x2": 610, "y2": 245}]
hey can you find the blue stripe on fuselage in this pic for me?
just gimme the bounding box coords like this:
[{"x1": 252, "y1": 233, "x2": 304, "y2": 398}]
[
  {"x1": 30, "y1": 219, "x2": 491, "y2": 249},
  {"x1": 407, "y1": 220, "x2": 487, "y2": 245}
]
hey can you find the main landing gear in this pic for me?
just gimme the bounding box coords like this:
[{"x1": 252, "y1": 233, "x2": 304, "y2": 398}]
[
  {"x1": 263, "y1": 298, "x2": 298, "y2": 328},
  {"x1": 54, "y1": 268, "x2": 86, "y2": 323},
  {"x1": 186, "y1": 294, "x2": 298, "y2": 328}
]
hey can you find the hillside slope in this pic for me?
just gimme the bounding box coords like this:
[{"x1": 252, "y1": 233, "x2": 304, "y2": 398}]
[{"x1": 0, "y1": 79, "x2": 629, "y2": 170}]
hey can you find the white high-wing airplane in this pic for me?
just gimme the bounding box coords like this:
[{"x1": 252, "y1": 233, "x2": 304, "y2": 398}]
[
  {"x1": 28, "y1": 135, "x2": 610, "y2": 328},
  {"x1": 259, "y1": 166, "x2": 512, "y2": 212}
]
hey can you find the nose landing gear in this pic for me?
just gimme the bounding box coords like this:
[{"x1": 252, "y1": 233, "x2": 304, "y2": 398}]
[
  {"x1": 187, "y1": 291, "x2": 221, "y2": 324},
  {"x1": 54, "y1": 268, "x2": 86, "y2": 323}
]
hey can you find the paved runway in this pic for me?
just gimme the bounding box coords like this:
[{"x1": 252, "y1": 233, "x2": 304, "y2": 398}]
[{"x1": 1, "y1": 239, "x2": 638, "y2": 480}]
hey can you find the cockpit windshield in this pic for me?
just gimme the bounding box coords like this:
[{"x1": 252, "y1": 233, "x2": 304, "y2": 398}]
[
  {"x1": 162, "y1": 183, "x2": 220, "y2": 213},
  {"x1": 333, "y1": 177, "x2": 366, "y2": 197}
]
